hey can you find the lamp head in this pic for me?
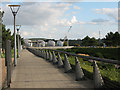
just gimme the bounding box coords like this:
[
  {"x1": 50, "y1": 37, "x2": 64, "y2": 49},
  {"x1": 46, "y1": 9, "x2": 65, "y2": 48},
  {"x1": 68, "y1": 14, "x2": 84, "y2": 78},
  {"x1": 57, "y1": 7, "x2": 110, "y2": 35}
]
[
  {"x1": 17, "y1": 29, "x2": 19, "y2": 31},
  {"x1": 8, "y1": 5, "x2": 20, "y2": 15},
  {"x1": 16, "y1": 25, "x2": 21, "y2": 30},
  {"x1": 8, "y1": 5, "x2": 20, "y2": 7}
]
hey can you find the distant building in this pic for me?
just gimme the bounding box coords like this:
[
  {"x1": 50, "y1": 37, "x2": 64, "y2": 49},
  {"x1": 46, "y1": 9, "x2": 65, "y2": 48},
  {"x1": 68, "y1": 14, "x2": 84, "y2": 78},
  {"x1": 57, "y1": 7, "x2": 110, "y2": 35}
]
[
  {"x1": 24, "y1": 39, "x2": 32, "y2": 47},
  {"x1": 57, "y1": 41, "x2": 63, "y2": 46},
  {"x1": 47, "y1": 40, "x2": 55, "y2": 46},
  {"x1": 38, "y1": 40, "x2": 45, "y2": 47}
]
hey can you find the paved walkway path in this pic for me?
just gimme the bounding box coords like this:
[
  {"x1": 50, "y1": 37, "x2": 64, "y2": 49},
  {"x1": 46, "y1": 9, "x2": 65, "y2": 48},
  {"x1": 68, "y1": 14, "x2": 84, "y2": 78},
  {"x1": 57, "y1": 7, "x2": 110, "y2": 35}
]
[{"x1": 10, "y1": 49, "x2": 93, "y2": 88}]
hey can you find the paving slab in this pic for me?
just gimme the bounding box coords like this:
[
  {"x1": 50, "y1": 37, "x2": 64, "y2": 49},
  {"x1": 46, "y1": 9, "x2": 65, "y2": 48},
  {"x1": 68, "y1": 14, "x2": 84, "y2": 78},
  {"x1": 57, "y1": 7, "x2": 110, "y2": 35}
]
[{"x1": 10, "y1": 49, "x2": 94, "y2": 88}]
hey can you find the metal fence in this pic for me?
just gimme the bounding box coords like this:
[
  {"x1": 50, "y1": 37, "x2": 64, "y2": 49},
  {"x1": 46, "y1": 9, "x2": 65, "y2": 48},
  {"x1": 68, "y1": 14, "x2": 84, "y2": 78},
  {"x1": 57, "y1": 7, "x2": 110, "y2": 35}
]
[{"x1": 27, "y1": 47, "x2": 120, "y2": 88}]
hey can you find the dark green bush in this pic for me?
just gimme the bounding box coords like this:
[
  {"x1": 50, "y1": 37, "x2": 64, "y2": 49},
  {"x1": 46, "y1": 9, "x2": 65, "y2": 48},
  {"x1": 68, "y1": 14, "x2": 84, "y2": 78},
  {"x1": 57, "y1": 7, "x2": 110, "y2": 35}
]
[
  {"x1": 58, "y1": 48, "x2": 119, "y2": 61},
  {"x1": 94, "y1": 52, "x2": 103, "y2": 58}
]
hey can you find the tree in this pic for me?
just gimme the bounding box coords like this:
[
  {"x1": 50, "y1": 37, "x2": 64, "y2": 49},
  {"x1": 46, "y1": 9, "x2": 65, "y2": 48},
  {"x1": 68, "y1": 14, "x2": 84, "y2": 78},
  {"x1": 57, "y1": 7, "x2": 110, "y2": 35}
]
[
  {"x1": 2, "y1": 25, "x2": 12, "y2": 49},
  {"x1": 1, "y1": 10, "x2": 24, "y2": 49},
  {"x1": 89, "y1": 37, "x2": 98, "y2": 46},
  {"x1": 63, "y1": 41, "x2": 67, "y2": 46},
  {"x1": 112, "y1": 32, "x2": 120, "y2": 46},
  {"x1": 104, "y1": 32, "x2": 120, "y2": 46},
  {"x1": 81, "y1": 36, "x2": 98, "y2": 46},
  {"x1": 11, "y1": 33, "x2": 24, "y2": 48},
  {"x1": 104, "y1": 32, "x2": 114, "y2": 46},
  {"x1": 81, "y1": 36, "x2": 90, "y2": 46}
]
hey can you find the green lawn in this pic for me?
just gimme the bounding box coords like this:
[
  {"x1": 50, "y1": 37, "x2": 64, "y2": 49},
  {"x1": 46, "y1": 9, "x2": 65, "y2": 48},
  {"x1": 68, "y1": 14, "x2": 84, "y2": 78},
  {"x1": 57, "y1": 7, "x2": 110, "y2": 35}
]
[{"x1": 55, "y1": 48, "x2": 120, "y2": 87}]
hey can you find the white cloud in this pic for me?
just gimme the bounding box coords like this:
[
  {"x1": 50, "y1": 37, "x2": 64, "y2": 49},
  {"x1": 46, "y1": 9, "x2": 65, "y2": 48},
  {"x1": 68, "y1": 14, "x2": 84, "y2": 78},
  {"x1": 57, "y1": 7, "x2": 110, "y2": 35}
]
[
  {"x1": 91, "y1": 32, "x2": 104, "y2": 39},
  {"x1": 78, "y1": 18, "x2": 117, "y2": 25},
  {"x1": 3, "y1": 2, "x2": 72, "y2": 26},
  {"x1": 2, "y1": 2, "x2": 75, "y2": 39},
  {"x1": 79, "y1": 21, "x2": 86, "y2": 24},
  {"x1": 92, "y1": 32, "x2": 98, "y2": 38},
  {"x1": 55, "y1": 16, "x2": 78, "y2": 26},
  {"x1": 88, "y1": 22, "x2": 97, "y2": 25},
  {"x1": 95, "y1": 8, "x2": 118, "y2": 21},
  {"x1": 21, "y1": 31, "x2": 35, "y2": 37},
  {"x1": 92, "y1": 18, "x2": 109, "y2": 22},
  {"x1": 67, "y1": 16, "x2": 78, "y2": 26},
  {"x1": 78, "y1": 21, "x2": 97, "y2": 25},
  {"x1": 0, "y1": 8, "x2": 3, "y2": 12},
  {"x1": 71, "y1": 16, "x2": 78, "y2": 24},
  {"x1": 2, "y1": 2, "x2": 117, "y2": 39},
  {"x1": 73, "y1": 6, "x2": 81, "y2": 9},
  {"x1": 53, "y1": 28, "x2": 57, "y2": 31},
  {"x1": 71, "y1": 11, "x2": 78, "y2": 14}
]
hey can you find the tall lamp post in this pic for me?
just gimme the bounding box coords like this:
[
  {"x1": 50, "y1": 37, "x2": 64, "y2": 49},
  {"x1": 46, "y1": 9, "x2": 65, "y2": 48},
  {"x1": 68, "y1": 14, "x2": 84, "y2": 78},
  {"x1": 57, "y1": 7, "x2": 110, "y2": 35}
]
[
  {"x1": 16, "y1": 25, "x2": 21, "y2": 58},
  {"x1": 8, "y1": 5, "x2": 20, "y2": 66}
]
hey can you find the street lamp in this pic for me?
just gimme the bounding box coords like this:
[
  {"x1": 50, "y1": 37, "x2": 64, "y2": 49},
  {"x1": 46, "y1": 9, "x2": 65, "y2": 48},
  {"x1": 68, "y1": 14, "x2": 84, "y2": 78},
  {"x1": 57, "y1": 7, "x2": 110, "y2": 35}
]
[
  {"x1": 8, "y1": 5, "x2": 20, "y2": 66},
  {"x1": 16, "y1": 25, "x2": 21, "y2": 58}
]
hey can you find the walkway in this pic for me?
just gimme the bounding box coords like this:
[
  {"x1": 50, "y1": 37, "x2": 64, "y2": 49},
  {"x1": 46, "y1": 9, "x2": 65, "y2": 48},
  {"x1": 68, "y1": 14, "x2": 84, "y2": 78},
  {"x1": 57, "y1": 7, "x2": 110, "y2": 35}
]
[{"x1": 10, "y1": 49, "x2": 93, "y2": 88}]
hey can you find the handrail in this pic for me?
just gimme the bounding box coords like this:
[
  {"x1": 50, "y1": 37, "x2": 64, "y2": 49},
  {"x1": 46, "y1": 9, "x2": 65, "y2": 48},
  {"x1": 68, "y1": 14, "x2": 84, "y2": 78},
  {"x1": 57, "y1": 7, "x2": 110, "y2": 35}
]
[
  {"x1": 27, "y1": 47, "x2": 120, "y2": 88},
  {"x1": 39, "y1": 48, "x2": 120, "y2": 65}
]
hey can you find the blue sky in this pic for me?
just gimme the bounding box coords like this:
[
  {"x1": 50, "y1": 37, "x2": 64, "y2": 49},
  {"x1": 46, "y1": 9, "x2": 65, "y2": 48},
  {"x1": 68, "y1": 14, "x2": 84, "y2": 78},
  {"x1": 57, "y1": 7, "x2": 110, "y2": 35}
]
[
  {"x1": 2, "y1": 2, "x2": 118, "y2": 39},
  {"x1": 63, "y1": 2, "x2": 117, "y2": 21}
]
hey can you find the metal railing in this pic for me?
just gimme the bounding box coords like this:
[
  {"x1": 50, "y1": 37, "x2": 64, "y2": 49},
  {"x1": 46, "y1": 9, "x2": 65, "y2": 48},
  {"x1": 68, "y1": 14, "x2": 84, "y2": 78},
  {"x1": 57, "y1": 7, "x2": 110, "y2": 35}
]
[{"x1": 27, "y1": 47, "x2": 120, "y2": 88}]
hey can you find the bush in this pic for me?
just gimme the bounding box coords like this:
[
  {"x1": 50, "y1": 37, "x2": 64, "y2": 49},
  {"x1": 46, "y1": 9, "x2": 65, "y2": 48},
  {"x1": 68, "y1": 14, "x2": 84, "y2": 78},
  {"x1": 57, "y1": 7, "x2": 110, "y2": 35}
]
[
  {"x1": 94, "y1": 52, "x2": 103, "y2": 58},
  {"x1": 58, "y1": 47, "x2": 119, "y2": 61}
]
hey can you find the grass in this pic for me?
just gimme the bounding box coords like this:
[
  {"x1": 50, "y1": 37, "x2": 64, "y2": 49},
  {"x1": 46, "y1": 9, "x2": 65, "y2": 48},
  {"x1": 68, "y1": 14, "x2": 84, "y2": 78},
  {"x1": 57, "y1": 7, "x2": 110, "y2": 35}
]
[
  {"x1": 2, "y1": 49, "x2": 18, "y2": 58},
  {"x1": 56, "y1": 49, "x2": 120, "y2": 87}
]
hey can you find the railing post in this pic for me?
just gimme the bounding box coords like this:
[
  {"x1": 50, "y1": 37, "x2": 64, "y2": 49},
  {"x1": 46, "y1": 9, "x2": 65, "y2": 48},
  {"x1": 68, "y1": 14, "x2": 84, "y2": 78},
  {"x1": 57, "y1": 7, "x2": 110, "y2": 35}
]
[
  {"x1": 57, "y1": 52, "x2": 63, "y2": 68},
  {"x1": 41, "y1": 50, "x2": 43, "y2": 57},
  {"x1": 5, "y1": 40, "x2": 12, "y2": 87},
  {"x1": 43, "y1": 50, "x2": 45, "y2": 58},
  {"x1": 44, "y1": 50, "x2": 46, "y2": 59},
  {"x1": 40, "y1": 50, "x2": 42, "y2": 57},
  {"x1": 93, "y1": 61, "x2": 104, "y2": 88},
  {"x1": 42, "y1": 50, "x2": 44, "y2": 58},
  {"x1": 33, "y1": 49, "x2": 36, "y2": 55},
  {"x1": 49, "y1": 51, "x2": 52, "y2": 62},
  {"x1": 36, "y1": 49, "x2": 39, "y2": 56},
  {"x1": 38, "y1": 49, "x2": 41, "y2": 57},
  {"x1": 46, "y1": 50, "x2": 49, "y2": 60},
  {"x1": 64, "y1": 54, "x2": 72, "y2": 73},
  {"x1": 75, "y1": 57, "x2": 85, "y2": 81},
  {"x1": 45, "y1": 50, "x2": 48, "y2": 60},
  {"x1": 37, "y1": 49, "x2": 40, "y2": 56},
  {"x1": 52, "y1": 51, "x2": 57, "y2": 64},
  {"x1": 39, "y1": 50, "x2": 41, "y2": 57},
  {"x1": 45, "y1": 50, "x2": 47, "y2": 60},
  {"x1": 35, "y1": 49, "x2": 37, "y2": 55},
  {"x1": 45, "y1": 50, "x2": 47, "y2": 59}
]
